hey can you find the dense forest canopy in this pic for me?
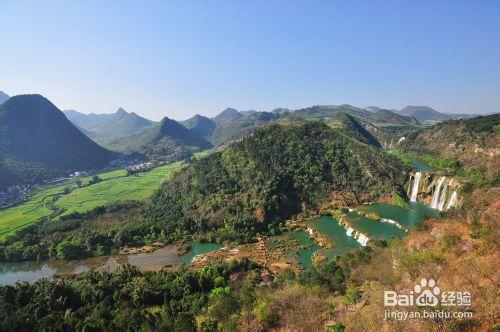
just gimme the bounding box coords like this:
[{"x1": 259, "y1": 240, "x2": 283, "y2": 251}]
[{"x1": 145, "y1": 121, "x2": 409, "y2": 242}]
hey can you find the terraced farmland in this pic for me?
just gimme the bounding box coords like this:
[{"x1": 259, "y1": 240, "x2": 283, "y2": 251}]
[{"x1": 0, "y1": 161, "x2": 183, "y2": 240}]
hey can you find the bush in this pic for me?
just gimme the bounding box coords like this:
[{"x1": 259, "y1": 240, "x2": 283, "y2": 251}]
[{"x1": 441, "y1": 233, "x2": 461, "y2": 250}]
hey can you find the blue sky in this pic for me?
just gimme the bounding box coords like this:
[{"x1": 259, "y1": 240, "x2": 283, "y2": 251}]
[{"x1": 1, "y1": 0, "x2": 499, "y2": 121}]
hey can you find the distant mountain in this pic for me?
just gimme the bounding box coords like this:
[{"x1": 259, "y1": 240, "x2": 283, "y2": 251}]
[
  {"x1": 108, "y1": 117, "x2": 212, "y2": 162},
  {"x1": 208, "y1": 111, "x2": 281, "y2": 146},
  {"x1": 212, "y1": 108, "x2": 243, "y2": 125},
  {"x1": 180, "y1": 114, "x2": 216, "y2": 138},
  {"x1": 293, "y1": 104, "x2": 373, "y2": 119},
  {"x1": 180, "y1": 109, "x2": 282, "y2": 146},
  {"x1": 0, "y1": 94, "x2": 115, "y2": 189},
  {"x1": 272, "y1": 108, "x2": 291, "y2": 114},
  {"x1": 240, "y1": 110, "x2": 258, "y2": 116},
  {"x1": 365, "y1": 106, "x2": 381, "y2": 113},
  {"x1": 0, "y1": 91, "x2": 9, "y2": 104},
  {"x1": 398, "y1": 106, "x2": 453, "y2": 123},
  {"x1": 204, "y1": 104, "x2": 378, "y2": 146},
  {"x1": 64, "y1": 108, "x2": 155, "y2": 144},
  {"x1": 371, "y1": 109, "x2": 419, "y2": 125}
]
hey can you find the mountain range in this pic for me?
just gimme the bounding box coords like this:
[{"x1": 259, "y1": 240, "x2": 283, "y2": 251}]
[
  {"x1": 0, "y1": 95, "x2": 115, "y2": 189},
  {"x1": 0, "y1": 91, "x2": 487, "y2": 190},
  {"x1": 64, "y1": 108, "x2": 155, "y2": 145},
  {"x1": 398, "y1": 105, "x2": 478, "y2": 123},
  {"x1": 371, "y1": 109, "x2": 419, "y2": 125}
]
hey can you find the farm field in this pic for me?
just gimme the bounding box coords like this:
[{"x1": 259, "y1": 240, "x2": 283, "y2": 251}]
[
  {"x1": 0, "y1": 161, "x2": 184, "y2": 240},
  {"x1": 55, "y1": 161, "x2": 183, "y2": 218},
  {"x1": 0, "y1": 182, "x2": 74, "y2": 240}
]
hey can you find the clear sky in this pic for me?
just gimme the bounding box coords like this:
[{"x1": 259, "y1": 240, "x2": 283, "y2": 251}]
[{"x1": 1, "y1": 0, "x2": 499, "y2": 121}]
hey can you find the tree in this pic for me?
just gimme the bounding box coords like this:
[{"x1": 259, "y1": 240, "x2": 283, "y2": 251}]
[
  {"x1": 88, "y1": 175, "x2": 102, "y2": 185},
  {"x1": 56, "y1": 240, "x2": 83, "y2": 259}
]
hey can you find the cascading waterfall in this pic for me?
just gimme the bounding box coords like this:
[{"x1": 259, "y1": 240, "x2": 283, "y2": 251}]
[
  {"x1": 410, "y1": 172, "x2": 422, "y2": 202},
  {"x1": 446, "y1": 191, "x2": 458, "y2": 210},
  {"x1": 431, "y1": 177, "x2": 446, "y2": 209},
  {"x1": 356, "y1": 233, "x2": 369, "y2": 246},
  {"x1": 346, "y1": 227, "x2": 354, "y2": 236},
  {"x1": 437, "y1": 182, "x2": 448, "y2": 211}
]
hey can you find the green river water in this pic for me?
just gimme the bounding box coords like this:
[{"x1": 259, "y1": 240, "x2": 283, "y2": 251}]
[{"x1": 275, "y1": 201, "x2": 440, "y2": 270}]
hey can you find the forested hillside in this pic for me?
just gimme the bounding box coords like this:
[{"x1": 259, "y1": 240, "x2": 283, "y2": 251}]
[
  {"x1": 146, "y1": 122, "x2": 408, "y2": 242},
  {"x1": 401, "y1": 114, "x2": 500, "y2": 180},
  {"x1": 329, "y1": 113, "x2": 382, "y2": 148}
]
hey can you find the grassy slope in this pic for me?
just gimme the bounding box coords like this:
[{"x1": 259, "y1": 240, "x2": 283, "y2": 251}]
[{"x1": 0, "y1": 162, "x2": 182, "y2": 240}]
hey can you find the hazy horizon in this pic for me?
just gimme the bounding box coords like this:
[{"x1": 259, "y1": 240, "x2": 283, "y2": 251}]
[
  {"x1": 1, "y1": 0, "x2": 499, "y2": 121},
  {"x1": 1, "y1": 91, "x2": 479, "y2": 122}
]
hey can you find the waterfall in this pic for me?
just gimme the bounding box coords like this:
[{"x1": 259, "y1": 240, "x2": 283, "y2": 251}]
[
  {"x1": 356, "y1": 233, "x2": 369, "y2": 246},
  {"x1": 431, "y1": 177, "x2": 446, "y2": 209},
  {"x1": 437, "y1": 182, "x2": 448, "y2": 211},
  {"x1": 346, "y1": 227, "x2": 354, "y2": 236},
  {"x1": 446, "y1": 191, "x2": 458, "y2": 210},
  {"x1": 410, "y1": 172, "x2": 421, "y2": 202}
]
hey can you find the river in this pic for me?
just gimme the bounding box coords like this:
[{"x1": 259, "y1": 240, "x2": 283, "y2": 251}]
[{"x1": 0, "y1": 242, "x2": 223, "y2": 285}]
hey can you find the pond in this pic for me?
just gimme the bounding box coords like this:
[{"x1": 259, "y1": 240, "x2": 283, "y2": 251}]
[
  {"x1": 409, "y1": 157, "x2": 433, "y2": 172},
  {"x1": 181, "y1": 242, "x2": 225, "y2": 264},
  {"x1": 268, "y1": 231, "x2": 322, "y2": 269},
  {"x1": 344, "y1": 211, "x2": 406, "y2": 240}
]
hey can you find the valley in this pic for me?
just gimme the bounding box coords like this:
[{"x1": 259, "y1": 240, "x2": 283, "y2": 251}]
[{"x1": 0, "y1": 93, "x2": 497, "y2": 331}]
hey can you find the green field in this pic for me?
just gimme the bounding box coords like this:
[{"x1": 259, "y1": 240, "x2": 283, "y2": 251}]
[
  {"x1": 55, "y1": 162, "x2": 182, "y2": 217},
  {"x1": 0, "y1": 161, "x2": 183, "y2": 241}
]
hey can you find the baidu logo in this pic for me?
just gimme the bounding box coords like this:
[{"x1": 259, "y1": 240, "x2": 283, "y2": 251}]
[
  {"x1": 414, "y1": 278, "x2": 440, "y2": 306},
  {"x1": 384, "y1": 278, "x2": 471, "y2": 307}
]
